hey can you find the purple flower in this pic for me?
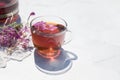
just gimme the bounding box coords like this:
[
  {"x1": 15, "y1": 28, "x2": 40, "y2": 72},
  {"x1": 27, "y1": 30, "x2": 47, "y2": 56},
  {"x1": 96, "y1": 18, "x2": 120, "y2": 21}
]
[
  {"x1": 30, "y1": 12, "x2": 35, "y2": 16},
  {"x1": 33, "y1": 21, "x2": 58, "y2": 32},
  {"x1": 48, "y1": 24, "x2": 57, "y2": 31},
  {"x1": 33, "y1": 21, "x2": 46, "y2": 30},
  {"x1": 27, "y1": 12, "x2": 36, "y2": 24},
  {"x1": 0, "y1": 23, "x2": 31, "y2": 49}
]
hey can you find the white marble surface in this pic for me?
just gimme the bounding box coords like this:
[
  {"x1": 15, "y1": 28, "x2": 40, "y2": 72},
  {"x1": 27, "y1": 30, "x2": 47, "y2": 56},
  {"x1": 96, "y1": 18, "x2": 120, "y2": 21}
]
[{"x1": 1, "y1": 0, "x2": 120, "y2": 80}]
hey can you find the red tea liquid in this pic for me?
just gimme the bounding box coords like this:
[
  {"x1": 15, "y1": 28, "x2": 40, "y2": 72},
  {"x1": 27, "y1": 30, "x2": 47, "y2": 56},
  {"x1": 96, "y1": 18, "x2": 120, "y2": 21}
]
[{"x1": 31, "y1": 22, "x2": 66, "y2": 58}]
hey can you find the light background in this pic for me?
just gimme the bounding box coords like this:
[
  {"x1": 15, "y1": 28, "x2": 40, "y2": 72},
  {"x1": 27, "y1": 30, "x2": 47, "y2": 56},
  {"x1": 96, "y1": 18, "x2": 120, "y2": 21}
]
[{"x1": 0, "y1": 0, "x2": 120, "y2": 80}]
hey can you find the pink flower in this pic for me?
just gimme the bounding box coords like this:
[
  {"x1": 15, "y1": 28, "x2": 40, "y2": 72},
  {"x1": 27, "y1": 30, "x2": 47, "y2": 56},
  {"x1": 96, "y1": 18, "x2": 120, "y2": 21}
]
[{"x1": 33, "y1": 21, "x2": 58, "y2": 32}]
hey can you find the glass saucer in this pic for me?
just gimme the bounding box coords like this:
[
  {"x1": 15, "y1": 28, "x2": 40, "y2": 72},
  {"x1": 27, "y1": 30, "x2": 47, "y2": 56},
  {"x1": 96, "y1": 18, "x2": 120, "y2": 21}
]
[{"x1": 34, "y1": 48, "x2": 77, "y2": 75}]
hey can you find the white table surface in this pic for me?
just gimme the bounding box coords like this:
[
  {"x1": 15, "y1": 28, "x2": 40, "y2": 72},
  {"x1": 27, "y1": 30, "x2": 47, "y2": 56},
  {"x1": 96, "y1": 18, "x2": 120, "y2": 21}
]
[{"x1": 1, "y1": 0, "x2": 120, "y2": 80}]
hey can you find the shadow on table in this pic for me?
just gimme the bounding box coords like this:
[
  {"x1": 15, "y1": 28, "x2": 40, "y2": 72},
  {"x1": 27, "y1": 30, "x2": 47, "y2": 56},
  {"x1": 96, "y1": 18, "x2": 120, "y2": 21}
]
[{"x1": 34, "y1": 48, "x2": 78, "y2": 75}]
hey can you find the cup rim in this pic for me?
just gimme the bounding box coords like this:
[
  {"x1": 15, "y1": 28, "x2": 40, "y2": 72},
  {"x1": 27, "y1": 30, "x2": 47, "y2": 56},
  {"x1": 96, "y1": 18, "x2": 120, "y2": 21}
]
[{"x1": 30, "y1": 16, "x2": 68, "y2": 37}]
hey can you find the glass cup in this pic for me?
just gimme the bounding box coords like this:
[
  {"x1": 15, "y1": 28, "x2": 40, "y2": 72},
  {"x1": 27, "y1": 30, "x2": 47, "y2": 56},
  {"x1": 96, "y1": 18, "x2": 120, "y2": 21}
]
[{"x1": 30, "y1": 16, "x2": 70, "y2": 59}]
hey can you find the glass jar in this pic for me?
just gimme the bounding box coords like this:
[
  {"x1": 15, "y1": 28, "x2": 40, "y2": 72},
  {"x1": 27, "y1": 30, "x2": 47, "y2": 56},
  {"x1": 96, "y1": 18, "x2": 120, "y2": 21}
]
[{"x1": 0, "y1": 0, "x2": 20, "y2": 25}]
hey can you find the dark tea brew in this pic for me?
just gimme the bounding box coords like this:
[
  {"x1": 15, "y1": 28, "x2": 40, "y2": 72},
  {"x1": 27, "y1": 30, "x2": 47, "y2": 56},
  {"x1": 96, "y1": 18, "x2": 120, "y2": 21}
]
[
  {"x1": 31, "y1": 21, "x2": 66, "y2": 58},
  {"x1": 0, "y1": 0, "x2": 19, "y2": 24}
]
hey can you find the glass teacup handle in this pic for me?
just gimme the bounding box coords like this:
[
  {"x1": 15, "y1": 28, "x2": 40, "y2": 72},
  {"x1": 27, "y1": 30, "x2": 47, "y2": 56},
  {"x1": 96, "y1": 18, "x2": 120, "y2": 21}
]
[
  {"x1": 63, "y1": 30, "x2": 72, "y2": 45},
  {"x1": 64, "y1": 50, "x2": 78, "y2": 62}
]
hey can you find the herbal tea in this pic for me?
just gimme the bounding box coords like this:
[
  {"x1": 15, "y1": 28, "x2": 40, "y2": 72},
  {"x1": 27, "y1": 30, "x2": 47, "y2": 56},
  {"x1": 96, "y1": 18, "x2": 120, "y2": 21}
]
[
  {"x1": 31, "y1": 21, "x2": 66, "y2": 58},
  {"x1": 0, "y1": 0, "x2": 18, "y2": 14},
  {"x1": 0, "y1": 0, "x2": 19, "y2": 24}
]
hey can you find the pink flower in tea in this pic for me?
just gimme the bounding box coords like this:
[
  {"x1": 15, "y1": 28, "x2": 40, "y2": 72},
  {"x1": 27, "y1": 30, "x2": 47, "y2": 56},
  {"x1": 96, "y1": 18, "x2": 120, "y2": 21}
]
[
  {"x1": 33, "y1": 21, "x2": 47, "y2": 31},
  {"x1": 33, "y1": 21, "x2": 59, "y2": 33},
  {"x1": 48, "y1": 24, "x2": 57, "y2": 31}
]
